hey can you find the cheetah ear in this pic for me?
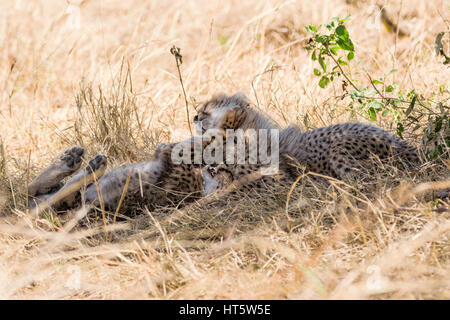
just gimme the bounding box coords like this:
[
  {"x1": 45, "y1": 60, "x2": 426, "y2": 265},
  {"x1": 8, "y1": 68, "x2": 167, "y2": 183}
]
[{"x1": 231, "y1": 92, "x2": 250, "y2": 107}]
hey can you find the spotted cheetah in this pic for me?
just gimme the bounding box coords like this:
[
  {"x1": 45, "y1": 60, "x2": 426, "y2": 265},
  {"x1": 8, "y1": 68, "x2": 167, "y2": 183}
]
[
  {"x1": 195, "y1": 92, "x2": 421, "y2": 193},
  {"x1": 28, "y1": 92, "x2": 421, "y2": 213},
  {"x1": 28, "y1": 136, "x2": 214, "y2": 214}
]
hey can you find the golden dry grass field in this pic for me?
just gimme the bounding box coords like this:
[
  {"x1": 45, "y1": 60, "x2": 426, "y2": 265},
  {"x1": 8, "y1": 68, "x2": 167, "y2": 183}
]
[{"x1": 0, "y1": 0, "x2": 449, "y2": 299}]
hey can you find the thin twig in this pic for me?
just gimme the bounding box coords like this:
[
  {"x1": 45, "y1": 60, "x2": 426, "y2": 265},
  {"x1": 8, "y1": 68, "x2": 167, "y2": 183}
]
[
  {"x1": 170, "y1": 45, "x2": 193, "y2": 136},
  {"x1": 366, "y1": 72, "x2": 385, "y2": 98},
  {"x1": 364, "y1": 72, "x2": 439, "y2": 114},
  {"x1": 326, "y1": 46, "x2": 359, "y2": 92},
  {"x1": 251, "y1": 65, "x2": 281, "y2": 109}
]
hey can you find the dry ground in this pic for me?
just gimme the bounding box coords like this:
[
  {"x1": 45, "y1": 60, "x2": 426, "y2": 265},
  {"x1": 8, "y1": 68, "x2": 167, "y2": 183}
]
[{"x1": 0, "y1": 0, "x2": 449, "y2": 299}]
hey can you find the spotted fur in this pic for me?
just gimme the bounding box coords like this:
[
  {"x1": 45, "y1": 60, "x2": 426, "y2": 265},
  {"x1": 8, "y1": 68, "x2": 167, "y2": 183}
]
[
  {"x1": 195, "y1": 92, "x2": 420, "y2": 192},
  {"x1": 28, "y1": 137, "x2": 209, "y2": 213}
]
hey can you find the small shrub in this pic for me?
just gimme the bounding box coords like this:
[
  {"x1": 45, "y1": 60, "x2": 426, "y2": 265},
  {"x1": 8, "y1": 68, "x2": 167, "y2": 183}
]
[{"x1": 306, "y1": 17, "x2": 450, "y2": 161}]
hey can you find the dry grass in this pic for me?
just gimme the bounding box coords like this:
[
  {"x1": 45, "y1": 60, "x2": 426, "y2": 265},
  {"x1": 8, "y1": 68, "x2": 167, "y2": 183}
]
[{"x1": 0, "y1": 0, "x2": 449, "y2": 299}]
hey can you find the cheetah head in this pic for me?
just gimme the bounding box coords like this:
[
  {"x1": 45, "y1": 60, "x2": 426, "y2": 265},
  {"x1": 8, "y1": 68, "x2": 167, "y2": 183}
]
[{"x1": 194, "y1": 92, "x2": 250, "y2": 135}]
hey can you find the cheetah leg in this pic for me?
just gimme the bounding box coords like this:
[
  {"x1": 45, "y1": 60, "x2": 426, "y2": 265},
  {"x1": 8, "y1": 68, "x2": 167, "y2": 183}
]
[
  {"x1": 83, "y1": 138, "x2": 198, "y2": 210},
  {"x1": 28, "y1": 146, "x2": 85, "y2": 199},
  {"x1": 202, "y1": 163, "x2": 288, "y2": 198},
  {"x1": 30, "y1": 155, "x2": 107, "y2": 213},
  {"x1": 84, "y1": 135, "x2": 224, "y2": 211},
  {"x1": 84, "y1": 161, "x2": 164, "y2": 210},
  {"x1": 82, "y1": 139, "x2": 186, "y2": 210}
]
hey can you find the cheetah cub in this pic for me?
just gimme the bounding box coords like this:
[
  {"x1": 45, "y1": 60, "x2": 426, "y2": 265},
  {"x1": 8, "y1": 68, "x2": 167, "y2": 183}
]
[
  {"x1": 27, "y1": 137, "x2": 214, "y2": 214},
  {"x1": 195, "y1": 92, "x2": 420, "y2": 193}
]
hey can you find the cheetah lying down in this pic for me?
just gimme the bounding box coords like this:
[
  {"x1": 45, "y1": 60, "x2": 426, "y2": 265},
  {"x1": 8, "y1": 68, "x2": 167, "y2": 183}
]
[
  {"x1": 194, "y1": 92, "x2": 420, "y2": 192},
  {"x1": 28, "y1": 92, "x2": 421, "y2": 214},
  {"x1": 28, "y1": 138, "x2": 210, "y2": 213}
]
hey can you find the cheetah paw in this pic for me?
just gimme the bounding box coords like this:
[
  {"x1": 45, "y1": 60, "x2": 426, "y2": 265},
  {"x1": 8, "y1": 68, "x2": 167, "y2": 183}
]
[{"x1": 28, "y1": 145, "x2": 85, "y2": 197}]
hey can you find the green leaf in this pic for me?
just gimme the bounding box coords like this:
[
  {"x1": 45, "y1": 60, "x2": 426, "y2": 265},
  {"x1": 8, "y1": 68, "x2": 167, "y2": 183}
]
[
  {"x1": 389, "y1": 69, "x2": 398, "y2": 74},
  {"x1": 311, "y1": 50, "x2": 317, "y2": 61},
  {"x1": 315, "y1": 35, "x2": 328, "y2": 44},
  {"x1": 406, "y1": 89, "x2": 416, "y2": 99},
  {"x1": 372, "y1": 79, "x2": 383, "y2": 85},
  {"x1": 347, "y1": 51, "x2": 354, "y2": 60},
  {"x1": 335, "y1": 25, "x2": 347, "y2": 36},
  {"x1": 386, "y1": 85, "x2": 394, "y2": 93},
  {"x1": 350, "y1": 89, "x2": 360, "y2": 99},
  {"x1": 313, "y1": 68, "x2": 321, "y2": 76},
  {"x1": 329, "y1": 46, "x2": 339, "y2": 55},
  {"x1": 319, "y1": 76, "x2": 330, "y2": 88},
  {"x1": 396, "y1": 122, "x2": 404, "y2": 138},
  {"x1": 339, "y1": 15, "x2": 351, "y2": 23},
  {"x1": 336, "y1": 37, "x2": 354, "y2": 51},
  {"x1": 405, "y1": 95, "x2": 416, "y2": 116},
  {"x1": 382, "y1": 109, "x2": 391, "y2": 117},
  {"x1": 369, "y1": 101, "x2": 383, "y2": 110},
  {"x1": 435, "y1": 116, "x2": 443, "y2": 132},
  {"x1": 334, "y1": 25, "x2": 354, "y2": 51},
  {"x1": 306, "y1": 25, "x2": 317, "y2": 34},
  {"x1": 337, "y1": 57, "x2": 347, "y2": 66},
  {"x1": 318, "y1": 55, "x2": 327, "y2": 72},
  {"x1": 217, "y1": 34, "x2": 228, "y2": 46},
  {"x1": 367, "y1": 107, "x2": 377, "y2": 121}
]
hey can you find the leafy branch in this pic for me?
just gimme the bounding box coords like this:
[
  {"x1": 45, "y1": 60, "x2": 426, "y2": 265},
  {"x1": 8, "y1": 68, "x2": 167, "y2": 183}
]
[
  {"x1": 305, "y1": 16, "x2": 355, "y2": 89},
  {"x1": 305, "y1": 17, "x2": 449, "y2": 160}
]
